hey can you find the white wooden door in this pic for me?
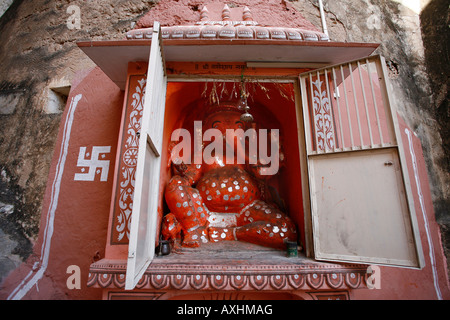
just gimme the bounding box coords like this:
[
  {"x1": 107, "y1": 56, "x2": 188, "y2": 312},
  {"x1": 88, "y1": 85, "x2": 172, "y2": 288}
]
[
  {"x1": 299, "y1": 55, "x2": 424, "y2": 268},
  {"x1": 125, "y1": 22, "x2": 167, "y2": 290}
]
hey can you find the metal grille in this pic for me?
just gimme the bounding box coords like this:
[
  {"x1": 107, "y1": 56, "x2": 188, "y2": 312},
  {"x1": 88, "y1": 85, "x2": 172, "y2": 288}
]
[{"x1": 300, "y1": 55, "x2": 396, "y2": 155}]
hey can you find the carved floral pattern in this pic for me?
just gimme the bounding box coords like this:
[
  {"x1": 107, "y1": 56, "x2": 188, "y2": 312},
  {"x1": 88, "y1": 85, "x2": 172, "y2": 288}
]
[
  {"x1": 112, "y1": 76, "x2": 146, "y2": 243},
  {"x1": 87, "y1": 260, "x2": 368, "y2": 292},
  {"x1": 312, "y1": 78, "x2": 335, "y2": 151}
]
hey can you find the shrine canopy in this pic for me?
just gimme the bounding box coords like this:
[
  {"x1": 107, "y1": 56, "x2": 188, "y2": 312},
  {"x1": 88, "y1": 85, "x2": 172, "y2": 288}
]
[{"x1": 77, "y1": 4, "x2": 379, "y2": 89}]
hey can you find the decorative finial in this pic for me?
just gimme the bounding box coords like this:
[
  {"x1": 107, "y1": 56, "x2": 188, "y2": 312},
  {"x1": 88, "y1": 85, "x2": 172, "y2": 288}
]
[
  {"x1": 239, "y1": 76, "x2": 253, "y2": 122},
  {"x1": 200, "y1": 6, "x2": 209, "y2": 21},
  {"x1": 243, "y1": 6, "x2": 253, "y2": 21},
  {"x1": 222, "y1": 4, "x2": 231, "y2": 21}
]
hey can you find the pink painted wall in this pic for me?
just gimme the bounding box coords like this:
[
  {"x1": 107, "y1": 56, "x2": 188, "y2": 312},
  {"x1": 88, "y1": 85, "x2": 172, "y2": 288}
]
[
  {"x1": 1, "y1": 0, "x2": 448, "y2": 300},
  {"x1": 0, "y1": 67, "x2": 124, "y2": 300}
]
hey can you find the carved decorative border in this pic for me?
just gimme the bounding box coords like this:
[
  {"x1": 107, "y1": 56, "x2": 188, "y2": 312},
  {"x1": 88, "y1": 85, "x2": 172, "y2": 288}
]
[
  {"x1": 127, "y1": 25, "x2": 329, "y2": 42},
  {"x1": 88, "y1": 259, "x2": 368, "y2": 291},
  {"x1": 111, "y1": 75, "x2": 146, "y2": 244},
  {"x1": 311, "y1": 77, "x2": 335, "y2": 152}
]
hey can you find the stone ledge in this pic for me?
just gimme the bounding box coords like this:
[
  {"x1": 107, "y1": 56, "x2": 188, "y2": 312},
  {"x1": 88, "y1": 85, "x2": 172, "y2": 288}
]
[{"x1": 88, "y1": 254, "x2": 369, "y2": 291}]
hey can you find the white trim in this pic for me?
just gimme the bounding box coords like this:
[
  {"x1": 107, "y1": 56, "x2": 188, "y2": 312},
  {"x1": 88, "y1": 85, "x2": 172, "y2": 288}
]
[
  {"x1": 7, "y1": 94, "x2": 82, "y2": 300},
  {"x1": 405, "y1": 128, "x2": 443, "y2": 300}
]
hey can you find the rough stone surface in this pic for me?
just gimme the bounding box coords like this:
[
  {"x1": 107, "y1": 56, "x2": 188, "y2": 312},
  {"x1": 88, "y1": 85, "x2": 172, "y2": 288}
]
[
  {"x1": 420, "y1": 0, "x2": 450, "y2": 269},
  {"x1": 0, "y1": 0, "x2": 448, "y2": 286},
  {"x1": 0, "y1": 0, "x2": 158, "y2": 284}
]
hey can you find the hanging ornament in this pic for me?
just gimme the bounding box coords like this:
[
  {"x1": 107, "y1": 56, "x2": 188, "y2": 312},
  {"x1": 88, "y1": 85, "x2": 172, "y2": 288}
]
[
  {"x1": 239, "y1": 75, "x2": 254, "y2": 122},
  {"x1": 240, "y1": 105, "x2": 254, "y2": 122},
  {"x1": 238, "y1": 92, "x2": 247, "y2": 111},
  {"x1": 239, "y1": 92, "x2": 254, "y2": 122}
]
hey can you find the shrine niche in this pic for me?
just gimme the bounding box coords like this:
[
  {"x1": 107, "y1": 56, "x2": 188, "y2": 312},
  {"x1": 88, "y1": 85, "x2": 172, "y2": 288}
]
[
  {"x1": 160, "y1": 81, "x2": 301, "y2": 251},
  {"x1": 108, "y1": 77, "x2": 305, "y2": 251}
]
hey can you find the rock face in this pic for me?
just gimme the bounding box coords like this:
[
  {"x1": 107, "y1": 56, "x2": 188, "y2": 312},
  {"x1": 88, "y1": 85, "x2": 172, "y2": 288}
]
[
  {"x1": 0, "y1": 0, "x2": 159, "y2": 285},
  {"x1": 0, "y1": 0, "x2": 448, "y2": 287},
  {"x1": 420, "y1": 0, "x2": 450, "y2": 269}
]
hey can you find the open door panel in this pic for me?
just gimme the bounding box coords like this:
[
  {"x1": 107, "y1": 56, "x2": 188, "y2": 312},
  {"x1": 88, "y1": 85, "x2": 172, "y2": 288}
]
[
  {"x1": 299, "y1": 55, "x2": 424, "y2": 268},
  {"x1": 125, "y1": 22, "x2": 167, "y2": 290}
]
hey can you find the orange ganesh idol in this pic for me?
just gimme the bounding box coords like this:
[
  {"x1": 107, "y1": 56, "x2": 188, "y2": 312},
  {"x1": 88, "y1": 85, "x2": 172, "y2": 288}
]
[{"x1": 161, "y1": 101, "x2": 297, "y2": 250}]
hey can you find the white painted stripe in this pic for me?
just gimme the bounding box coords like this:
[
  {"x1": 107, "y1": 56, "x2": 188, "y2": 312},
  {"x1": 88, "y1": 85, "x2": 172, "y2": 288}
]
[
  {"x1": 405, "y1": 128, "x2": 442, "y2": 300},
  {"x1": 7, "y1": 94, "x2": 82, "y2": 300}
]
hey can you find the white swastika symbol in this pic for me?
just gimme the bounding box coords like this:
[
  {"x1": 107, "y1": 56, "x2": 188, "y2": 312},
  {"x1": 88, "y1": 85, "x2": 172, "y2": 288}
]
[{"x1": 74, "y1": 146, "x2": 111, "y2": 182}]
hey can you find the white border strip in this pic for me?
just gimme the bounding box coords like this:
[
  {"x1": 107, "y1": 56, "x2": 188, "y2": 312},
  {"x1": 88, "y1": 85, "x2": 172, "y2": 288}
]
[
  {"x1": 405, "y1": 128, "x2": 442, "y2": 300},
  {"x1": 7, "y1": 94, "x2": 82, "y2": 300}
]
